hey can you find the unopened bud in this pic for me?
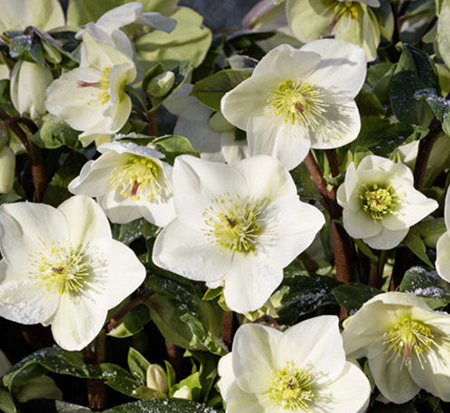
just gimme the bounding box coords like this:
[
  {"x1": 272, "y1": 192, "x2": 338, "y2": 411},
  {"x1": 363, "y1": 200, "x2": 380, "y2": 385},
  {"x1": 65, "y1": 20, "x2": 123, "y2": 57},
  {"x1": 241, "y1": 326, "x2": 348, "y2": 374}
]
[
  {"x1": 146, "y1": 364, "x2": 168, "y2": 394},
  {"x1": 172, "y1": 385, "x2": 192, "y2": 400},
  {"x1": 0, "y1": 146, "x2": 15, "y2": 194},
  {"x1": 148, "y1": 71, "x2": 175, "y2": 98}
]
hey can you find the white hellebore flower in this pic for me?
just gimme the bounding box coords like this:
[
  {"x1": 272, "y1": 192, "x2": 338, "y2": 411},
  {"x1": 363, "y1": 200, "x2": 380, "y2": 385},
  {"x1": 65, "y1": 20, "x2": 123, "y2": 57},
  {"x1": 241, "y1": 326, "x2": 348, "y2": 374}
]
[
  {"x1": 69, "y1": 142, "x2": 175, "y2": 226},
  {"x1": 45, "y1": 25, "x2": 137, "y2": 144},
  {"x1": 0, "y1": 146, "x2": 15, "y2": 194},
  {"x1": 218, "y1": 316, "x2": 371, "y2": 412},
  {"x1": 11, "y1": 61, "x2": 54, "y2": 120},
  {"x1": 152, "y1": 155, "x2": 325, "y2": 313},
  {"x1": 435, "y1": 187, "x2": 450, "y2": 282},
  {"x1": 164, "y1": 84, "x2": 249, "y2": 164},
  {"x1": 0, "y1": 195, "x2": 146, "y2": 351},
  {"x1": 221, "y1": 40, "x2": 366, "y2": 170},
  {"x1": 342, "y1": 292, "x2": 450, "y2": 404},
  {"x1": 337, "y1": 155, "x2": 438, "y2": 250}
]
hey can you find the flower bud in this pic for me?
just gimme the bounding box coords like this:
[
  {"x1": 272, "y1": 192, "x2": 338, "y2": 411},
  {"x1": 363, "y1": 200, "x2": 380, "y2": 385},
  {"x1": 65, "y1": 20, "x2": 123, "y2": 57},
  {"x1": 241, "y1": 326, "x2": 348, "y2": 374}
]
[
  {"x1": 147, "y1": 71, "x2": 175, "y2": 98},
  {"x1": 172, "y1": 385, "x2": 192, "y2": 400},
  {"x1": 10, "y1": 61, "x2": 53, "y2": 120},
  {"x1": 0, "y1": 146, "x2": 15, "y2": 194},
  {"x1": 146, "y1": 364, "x2": 168, "y2": 394}
]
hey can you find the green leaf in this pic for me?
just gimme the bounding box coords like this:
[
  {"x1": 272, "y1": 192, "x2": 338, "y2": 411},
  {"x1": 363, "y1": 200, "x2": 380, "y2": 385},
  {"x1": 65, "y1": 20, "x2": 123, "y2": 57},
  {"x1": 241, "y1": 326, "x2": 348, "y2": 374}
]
[
  {"x1": 192, "y1": 35, "x2": 226, "y2": 82},
  {"x1": 135, "y1": 7, "x2": 212, "y2": 70},
  {"x1": 93, "y1": 363, "x2": 140, "y2": 398},
  {"x1": 332, "y1": 284, "x2": 381, "y2": 313},
  {"x1": 415, "y1": 88, "x2": 450, "y2": 136},
  {"x1": 153, "y1": 135, "x2": 198, "y2": 164},
  {"x1": 108, "y1": 304, "x2": 151, "y2": 338},
  {"x1": 8, "y1": 30, "x2": 45, "y2": 65},
  {"x1": 438, "y1": 0, "x2": 450, "y2": 71},
  {"x1": 0, "y1": 389, "x2": 16, "y2": 413},
  {"x1": 397, "y1": 266, "x2": 450, "y2": 309},
  {"x1": 113, "y1": 219, "x2": 146, "y2": 246},
  {"x1": 190, "y1": 69, "x2": 253, "y2": 111},
  {"x1": 349, "y1": 116, "x2": 417, "y2": 158},
  {"x1": 55, "y1": 401, "x2": 93, "y2": 413},
  {"x1": 127, "y1": 348, "x2": 150, "y2": 383},
  {"x1": 355, "y1": 88, "x2": 384, "y2": 117},
  {"x1": 271, "y1": 275, "x2": 341, "y2": 324},
  {"x1": 31, "y1": 114, "x2": 81, "y2": 150},
  {"x1": 103, "y1": 398, "x2": 222, "y2": 413},
  {"x1": 390, "y1": 44, "x2": 440, "y2": 126},
  {"x1": 404, "y1": 228, "x2": 434, "y2": 268}
]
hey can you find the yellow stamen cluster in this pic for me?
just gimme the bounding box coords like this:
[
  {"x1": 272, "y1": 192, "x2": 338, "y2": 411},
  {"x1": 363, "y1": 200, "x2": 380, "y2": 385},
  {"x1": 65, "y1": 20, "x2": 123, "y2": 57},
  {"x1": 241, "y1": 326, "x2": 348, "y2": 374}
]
[
  {"x1": 323, "y1": 0, "x2": 360, "y2": 19},
  {"x1": 269, "y1": 80, "x2": 328, "y2": 130},
  {"x1": 78, "y1": 66, "x2": 112, "y2": 105},
  {"x1": 267, "y1": 361, "x2": 315, "y2": 410},
  {"x1": 383, "y1": 319, "x2": 434, "y2": 365},
  {"x1": 110, "y1": 155, "x2": 161, "y2": 201},
  {"x1": 359, "y1": 184, "x2": 397, "y2": 220},
  {"x1": 30, "y1": 241, "x2": 92, "y2": 296},
  {"x1": 203, "y1": 193, "x2": 264, "y2": 253}
]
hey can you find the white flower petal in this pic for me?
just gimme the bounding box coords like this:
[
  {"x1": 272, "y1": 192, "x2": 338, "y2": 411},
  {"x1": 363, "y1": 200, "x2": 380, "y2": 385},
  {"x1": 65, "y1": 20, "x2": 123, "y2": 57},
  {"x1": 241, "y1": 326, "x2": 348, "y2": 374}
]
[
  {"x1": 364, "y1": 226, "x2": 408, "y2": 250},
  {"x1": 222, "y1": 254, "x2": 283, "y2": 313},
  {"x1": 220, "y1": 380, "x2": 271, "y2": 413},
  {"x1": 58, "y1": 196, "x2": 111, "y2": 248},
  {"x1": 368, "y1": 351, "x2": 420, "y2": 404},
  {"x1": 0, "y1": 202, "x2": 68, "y2": 272},
  {"x1": 342, "y1": 203, "x2": 382, "y2": 239},
  {"x1": 436, "y1": 232, "x2": 450, "y2": 282},
  {"x1": 276, "y1": 316, "x2": 345, "y2": 385},
  {"x1": 217, "y1": 353, "x2": 235, "y2": 399},
  {"x1": 232, "y1": 323, "x2": 280, "y2": 393},
  {"x1": 153, "y1": 218, "x2": 231, "y2": 283}
]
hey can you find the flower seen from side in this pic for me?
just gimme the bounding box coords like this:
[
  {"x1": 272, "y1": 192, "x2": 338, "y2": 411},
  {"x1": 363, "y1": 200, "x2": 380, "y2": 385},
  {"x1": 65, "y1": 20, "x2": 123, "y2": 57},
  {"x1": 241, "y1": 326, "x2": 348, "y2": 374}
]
[
  {"x1": 152, "y1": 154, "x2": 325, "y2": 313},
  {"x1": 218, "y1": 316, "x2": 371, "y2": 412},
  {"x1": 45, "y1": 24, "x2": 137, "y2": 145},
  {"x1": 0, "y1": 195, "x2": 146, "y2": 351},
  {"x1": 342, "y1": 292, "x2": 450, "y2": 404},
  {"x1": 337, "y1": 155, "x2": 438, "y2": 250},
  {"x1": 221, "y1": 40, "x2": 366, "y2": 170},
  {"x1": 69, "y1": 141, "x2": 175, "y2": 226}
]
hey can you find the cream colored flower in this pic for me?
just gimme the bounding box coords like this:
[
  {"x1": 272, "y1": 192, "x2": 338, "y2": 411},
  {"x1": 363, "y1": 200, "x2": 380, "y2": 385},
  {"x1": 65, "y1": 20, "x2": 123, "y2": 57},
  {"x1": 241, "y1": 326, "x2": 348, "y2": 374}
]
[
  {"x1": 0, "y1": 195, "x2": 146, "y2": 350},
  {"x1": 152, "y1": 155, "x2": 324, "y2": 313},
  {"x1": 221, "y1": 40, "x2": 366, "y2": 170},
  {"x1": 343, "y1": 292, "x2": 450, "y2": 404},
  {"x1": 69, "y1": 142, "x2": 175, "y2": 226},
  {"x1": 337, "y1": 155, "x2": 438, "y2": 250},
  {"x1": 219, "y1": 316, "x2": 370, "y2": 412},
  {"x1": 0, "y1": 146, "x2": 15, "y2": 194}
]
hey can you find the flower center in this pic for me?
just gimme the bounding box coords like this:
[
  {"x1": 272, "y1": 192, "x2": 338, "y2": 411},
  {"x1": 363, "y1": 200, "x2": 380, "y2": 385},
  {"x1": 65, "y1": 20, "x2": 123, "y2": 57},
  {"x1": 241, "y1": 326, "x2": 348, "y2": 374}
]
[
  {"x1": 383, "y1": 319, "x2": 434, "y2": 364},
  {"x1": 267, "y1": 362, "x2": 314, "y2": 410},
  {"x1": 322, "y1": 0, "x2": 360, "y2": 19},
  {"x1": 78, "y1": 67, "x2": 111, "y2": 105},
  {"x1": 30, "y1": 241, "x2": 99, "y2": 296},
  {"x1": 269, "y1": 80, "x2": 328, "y2": 130},
  {"x1": 110, "y1": 155, "x2": 162, "y2": 201},
  {"x1": 203, "y1": 193, "x2": 264, "y2": 253},
  {"x1": 359, "y1": 184, "x2": 397, "y2": 220}
]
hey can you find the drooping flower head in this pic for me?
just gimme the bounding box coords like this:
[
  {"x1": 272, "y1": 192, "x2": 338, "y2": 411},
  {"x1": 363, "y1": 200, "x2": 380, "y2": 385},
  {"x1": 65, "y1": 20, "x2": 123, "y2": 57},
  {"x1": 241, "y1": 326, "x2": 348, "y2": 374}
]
[
  {"x1": 342, "y1": 292, "x2": 450, "y2": 404},
  {"x1": 45, "y1": 24, "x2": 137, "y2": 145},
  {"x1": 221, "y1": 40, "x2": 366, "y2": 170},
  {"x1": 152, "y1": 155, "x2": 325, "y2": 313},
  {"x1": 69, "y1": 141, "x2": 175, "y2": 226},
  {"x1": 337, "y1": 155, "x2": 438, "y2": 249},
  {"x1": 0, "y1": 195, "x2": 146, "y2": 350},
  {"x1": 219, "y1": 316, "x2": 371, "y2": 412}
]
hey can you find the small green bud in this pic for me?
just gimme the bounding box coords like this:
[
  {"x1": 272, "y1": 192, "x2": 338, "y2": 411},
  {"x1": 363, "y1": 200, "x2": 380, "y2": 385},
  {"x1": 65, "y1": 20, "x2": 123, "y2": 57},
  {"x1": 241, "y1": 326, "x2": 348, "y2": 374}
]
[
  {"x1": 146, "y1": 364, "x2": 168, "y2": 394},
  {"x1": 172, "y1": 385, "x2": 192, "y2": 400},
  {"x1": 0, "y1": 146, "x2": 15, "y2": 194},
  {"x1": 147, "y1": 71, "x2": 176, "y2": 98}
]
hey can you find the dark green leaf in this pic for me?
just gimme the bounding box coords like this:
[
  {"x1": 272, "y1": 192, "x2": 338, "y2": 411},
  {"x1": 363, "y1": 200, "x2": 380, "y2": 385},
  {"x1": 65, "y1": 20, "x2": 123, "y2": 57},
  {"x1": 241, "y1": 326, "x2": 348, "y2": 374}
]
[
  {"x1": 108, "y1": 304, "x2": 151, "y2": 338},
  {"x1": 55, "y1": 401, "x2": 93, "y2": 412},
  {"x1": 404, "y1": 228, "x2": 434, "y2": 267},
  {"x1": 190, "y1": 69, "x2": 253, "y2": 111},
  {"x1": 332, "y1": 284, "x2": 381, "y2": 313},
  {"x1": 0, "y1": 389, "x2": 16, "y2": 413},
  {"x1": 103, "y1": 398, "x2": 222, "y2": 413},
  {"x1": 153, "y1": 135, "x2": 198, "y2": 164},
  {"x1": 397, "y1": 266, "x2": 450, "y2": 309},
  {"x1": 127, "y1": 348, "x2": 150, "y2": 383},
  {"x1": 415, "y1": 88, "x2": 450, "y2": 136},
  {"x1": 31, "y1": 115, "x2": 80, "y2": 150}
]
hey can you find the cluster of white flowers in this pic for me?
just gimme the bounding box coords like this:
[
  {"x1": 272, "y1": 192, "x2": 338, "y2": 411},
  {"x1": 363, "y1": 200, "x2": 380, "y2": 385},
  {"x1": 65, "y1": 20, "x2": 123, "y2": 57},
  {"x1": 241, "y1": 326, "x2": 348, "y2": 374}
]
[{"x1": 0, "y1": 0, "x2": 448, "y2": 411}]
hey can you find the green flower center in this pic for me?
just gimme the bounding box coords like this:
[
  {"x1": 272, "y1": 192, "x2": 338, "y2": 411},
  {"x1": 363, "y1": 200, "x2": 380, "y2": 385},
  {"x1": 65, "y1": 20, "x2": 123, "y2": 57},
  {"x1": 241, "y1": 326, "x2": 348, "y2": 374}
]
[
  {"x1": 322, "y1": 0, "x2": 360, "y2": 19},
  {"x1": 269, "y1": 80, "x2": 328, "y2": 130},
  {"x1": 110, "y1": 155, "x2": 161, "y2": 201},
  {"x1": 203, "y1": 193, "x2": 264, "y2": 253},
  {"x1": 383, "y1": 319, "x2": 434, "y2": 364},
  {"x1": 267, "y1": 362, "x2": 314, "y2": 410},
  {"x1": 359, "y1": 184, "x2": 397, "y2": 220},
  {"x1": 30, "y1": 241, "x2": 103, "y2": 296}
]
